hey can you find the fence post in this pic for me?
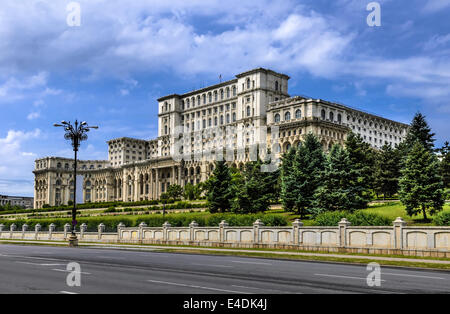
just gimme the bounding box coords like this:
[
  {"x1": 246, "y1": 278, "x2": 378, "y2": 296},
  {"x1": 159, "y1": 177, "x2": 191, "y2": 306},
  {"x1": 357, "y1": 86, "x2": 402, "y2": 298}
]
[
  {"x1": 98, "y1": 223, "x2": 105, "y2": 240},
  {"x1": 292, "y1": 219, "x2": 303, "y2": 245},
  {"x1": 189, "y1": 221, "x2": 198, "y2": 241},
  {"x1": 163, "y1": 221, "x2": 172, "y2": 241},
  {"x1": 64, "y1": 223, "x2": 71, "y2": 239},
  {"x1": 139, "y1": 222, "x2": 147, "y2": 241},
  {"x1": 117, "y1": 222, "x2": 125, "y2": 241},
  {"x1": 35, "y1": 224, "x2": 41, "y2": 240},
  {"x1": 393, "y1": 217, "x2": 406, "y2": 250},
  {"x1": 253, "y1": 219, "x2": 264, "y2": 244},
  {"x1": 338, "y1": 218, "x2": 351, "y2": 247},
  {"x1": 49, "y1": 223, "x2": 55, "y2": 240},
  {"x1": 10, "y1": 223, "x2": 16, "y2": 239},
  {"x1": 219, "y1": 220, "x2": 228, "y2": 242},
  {"x1": 80, "y1": 223, "x2": 87, "y2": 240}
]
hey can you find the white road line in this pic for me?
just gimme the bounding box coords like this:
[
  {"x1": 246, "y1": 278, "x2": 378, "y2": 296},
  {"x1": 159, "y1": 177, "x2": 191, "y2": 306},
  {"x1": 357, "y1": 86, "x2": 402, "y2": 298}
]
[
  {"x1": 315, "y1": 273, "x2": 386, "y2": 282},
  {"x1": 383, "y1": 272, "x2": 446, "y2": 280},
  {"x1": 191, "y1": 263, "x2": 233, "y2": 268},
  {"x1": 231, "y1": 285, "x2": 296, "y2": 294},
  {"x1": 147, "y1": 279, "x2": 249, "y2": 294},
  {"x1": 52, "y1": 269, "x2": 91, "y2": 275},
  {"x1": 60, "y1": 291, "x2": 79, "y2": 294},
  {"x1": 16, "y1": 262, "x2": 66, "y2": 266},
  {"x1": 231, "y1": 261, "x2": 272, "y2": 265}
]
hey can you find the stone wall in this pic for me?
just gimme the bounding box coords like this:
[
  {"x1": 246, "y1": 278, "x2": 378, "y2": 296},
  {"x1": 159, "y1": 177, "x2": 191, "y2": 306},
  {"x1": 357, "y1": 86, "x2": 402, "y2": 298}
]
[{"x1": 0, "y1": 218, "x2": 449, "y2": 258}]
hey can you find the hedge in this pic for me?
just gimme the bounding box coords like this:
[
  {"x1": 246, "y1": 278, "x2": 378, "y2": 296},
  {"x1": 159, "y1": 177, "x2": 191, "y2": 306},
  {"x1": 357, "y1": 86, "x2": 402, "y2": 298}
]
[
  {"x1": 433, "y1": 211, "x2": 450, "y2": 226},
  {"x1": 0, "y1": 213, "x2": 288, "y2": 232},
  {"x1": 314, "y1": 211, "x2": 392, "y2": 226}
]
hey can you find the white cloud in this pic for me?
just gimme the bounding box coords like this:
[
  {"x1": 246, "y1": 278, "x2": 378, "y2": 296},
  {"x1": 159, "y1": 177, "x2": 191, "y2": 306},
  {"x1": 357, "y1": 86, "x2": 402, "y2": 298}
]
[
  {"x1": 0, "y1": 129, "x2": 41, "y2": 195},
  {"x1": 423, "y1": 0, "x2": 450, "y2": 13},
  {"x1": 27, "y1": 112, "x2": 41, "y2": 120}
]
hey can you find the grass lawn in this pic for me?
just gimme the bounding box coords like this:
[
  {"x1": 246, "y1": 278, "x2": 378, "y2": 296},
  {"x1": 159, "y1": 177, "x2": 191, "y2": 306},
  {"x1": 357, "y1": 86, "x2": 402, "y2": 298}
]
[
  {"x1": 362, "y1": 201, "x2": 450, "y2": 225},
  {"x1": 268, "y1": 201, "x2": 450, "y2": 226}
]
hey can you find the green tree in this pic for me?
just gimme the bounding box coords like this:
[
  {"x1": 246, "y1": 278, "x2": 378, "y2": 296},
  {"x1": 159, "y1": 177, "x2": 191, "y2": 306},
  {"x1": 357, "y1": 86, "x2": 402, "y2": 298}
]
[
  {"x1": 294, "y1": 133, "x2": 326, "y2": 218},
  {"x1": 373, "y1": 144, "x2": 402, "y2": 198},
  {"x1": 232, "y1": 158, "x2": 279, "y2": 214},
  {"x1": 344, "y1": 132, "x2": 375, "y2": 208},
  {"x1": 438, "y1": 141, "x2": 450, "y2": 189},
  {"x1": 403, "y1": 112, "x2": 436, "y2": 152},
  {"x1": 205, "y1": 160, "x2": 232, "y2": 213},
  {"x1": 399, "y1": 141, "x2": 445, "y2": 221},
  {"x1": 167, "y1": 184, "x2": 183, "y2": 200},
  {"x1": 183, "y1": 183, "x2": 196, "y2": 200},
  {"x1": 313, "y1": 145, "x2": 355, "y2": 213},
  {"x1": 280, "y1": 145, "x2": 298, "y2": 213}
]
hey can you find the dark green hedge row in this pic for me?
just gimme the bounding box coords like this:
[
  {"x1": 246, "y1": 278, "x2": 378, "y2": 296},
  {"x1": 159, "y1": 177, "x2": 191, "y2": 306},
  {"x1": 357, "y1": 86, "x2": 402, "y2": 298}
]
[
  {"x1": 0, "y1": 199, "x2": 165, "y2": 215},
  {"x1": 0, "y1": 213, "x2": 288, "y2": 232},
  {"x1": 104, "y1": 201, "x2": 207, "y2": 213},
  {"x1": 313, "y1": 211, "x2": 392, "y2": 226}
]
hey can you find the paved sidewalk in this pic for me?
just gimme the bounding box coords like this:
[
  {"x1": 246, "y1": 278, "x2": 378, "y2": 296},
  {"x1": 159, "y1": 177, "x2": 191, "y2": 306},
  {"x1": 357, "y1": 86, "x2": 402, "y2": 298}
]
[{"x1": 1, "y1": 239, "x2": 449, "y2": 265}]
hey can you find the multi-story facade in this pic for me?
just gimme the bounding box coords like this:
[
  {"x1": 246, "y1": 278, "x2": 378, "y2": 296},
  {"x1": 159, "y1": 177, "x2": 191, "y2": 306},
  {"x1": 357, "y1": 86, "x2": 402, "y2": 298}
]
[
  {"x1": 0, "y1": 195, "x2": 34, "y2": 209},
  {"x1": 33, "y1": 68, "x2": 409, "y2": 209}
]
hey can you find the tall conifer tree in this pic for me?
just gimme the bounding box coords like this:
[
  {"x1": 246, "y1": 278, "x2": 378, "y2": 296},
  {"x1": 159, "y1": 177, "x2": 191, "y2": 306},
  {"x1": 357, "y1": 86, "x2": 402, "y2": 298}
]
[{"x1": 399, "y1": 142, "x2": 445, "y2": 220}]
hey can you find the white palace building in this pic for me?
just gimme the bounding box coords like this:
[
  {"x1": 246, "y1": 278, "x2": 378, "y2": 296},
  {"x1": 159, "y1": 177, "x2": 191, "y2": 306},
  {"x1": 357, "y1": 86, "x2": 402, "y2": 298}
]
[{"x1": 33, "y1": 68, "x2": 409, "y2": 209}]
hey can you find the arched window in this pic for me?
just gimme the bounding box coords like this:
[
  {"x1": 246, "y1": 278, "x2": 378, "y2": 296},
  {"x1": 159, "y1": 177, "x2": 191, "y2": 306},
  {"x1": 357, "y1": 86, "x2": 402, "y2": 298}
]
[
  {"x1": 232, "y1": 113, "x2": 236, "y2": 122},
  {"x1": 220, "y1": 89, "x2": 224, "y2": 100},
  {"x1": 226, "y1": 88, "x2": 230, "y2": 98},
  {"x1": 226, "y1": 114, "x2": 230, "y2": 124},
  {"x1": 232, "y1": 86, "x2": 236, "y2": 96},
  {"x1": 202, "y1": 94, "x2": 206, "y2": 104},
  {"x1": 275, "y1": 81, "x2": 279, "y2": 91},
  {"x1": 285, "y1": 111, "x2": 291, "y2": 121},
  {"x1": 208, "y1": 93, "x2": 212, "y2": 103},
  {"x1": 274, "y1": 113, "x2": 281, "y2": 123},
  {"x1": 295, "y1": 109, "x2": 301, "y2": 119},
  {"x1": 329, "y1": 112, "x2": 334, "y2": 121},
  {"x1": 247, "y1": 79, "x2": 251, "y2": 89},
  {"x1": 214, "y1": 117, "x2": 218, "y2": 126},
  {"x1": 57, "y1": 162, "x2": 62, "y2": 169},
  {"x1": 220, "y1": 115, "x2": 224, "y2": 125},
  {"x1": 321, "y1": 109, "x2": 326, "y2": 120},
  {"x1": 247, "y1": 106, "x2": 251, "y2": 117},
  {"x1": 337, "y1": 114, "x2": 342, "y2": 123},
  {"x1": 214, "y1": 91, "x2": 217, "y2": 102}
]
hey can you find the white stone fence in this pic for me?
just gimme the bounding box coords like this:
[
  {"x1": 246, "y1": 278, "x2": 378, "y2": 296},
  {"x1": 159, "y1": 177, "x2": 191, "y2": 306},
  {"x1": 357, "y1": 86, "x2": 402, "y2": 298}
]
[{"x1": 0, "y1": 218, "x2": 449, "y2": 257}]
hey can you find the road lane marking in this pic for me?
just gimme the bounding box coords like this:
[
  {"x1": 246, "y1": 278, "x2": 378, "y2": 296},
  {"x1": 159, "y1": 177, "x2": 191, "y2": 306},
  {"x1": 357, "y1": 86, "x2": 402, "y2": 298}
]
[
  {"x1": 52, "y1": 269, "x2": 91, "y2": 275},
  {"x1": 147, "y1": 279, "x2": 249, "y2": 294},
  {"x1": 16, "y1": 262, "x2": 66, "y2": 266},
  {"x1": 383, "y1": 272, "x2": 446, "y2": 280},
  {"x1": 231, "y1": 261, "x2": 272, "y2": 265},
  {"x1": 60, "y1": 291, "x2": 79, "y2": 294},
  {"x1": 231, "y1": 285, "x2": 297, "y2": 294},
  {"x1": 191, "y1": 263, "x2": 233, "y2": 268},
  {"x1": 315, "y1": 273, "x2": 386, "y2": 282}
]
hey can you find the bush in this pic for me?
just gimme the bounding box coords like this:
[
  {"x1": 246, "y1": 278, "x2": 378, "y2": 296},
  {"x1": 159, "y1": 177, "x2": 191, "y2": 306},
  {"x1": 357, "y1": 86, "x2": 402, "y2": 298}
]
[
  {"x1": 314, "y1": 211, "x2": 391, "y2": 226},
  {"x1": 0, "y1": 213, "x2": 288, "y2": 232},
  {"x1": 433, "y1": 211, "x2": 450, "y2": 226}
]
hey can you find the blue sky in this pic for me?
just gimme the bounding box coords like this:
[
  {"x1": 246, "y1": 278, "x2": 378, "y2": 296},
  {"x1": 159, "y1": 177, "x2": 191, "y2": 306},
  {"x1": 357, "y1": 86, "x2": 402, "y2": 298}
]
[{"x1": 0, "y1": 0, "x2": 449, "y2": 196}]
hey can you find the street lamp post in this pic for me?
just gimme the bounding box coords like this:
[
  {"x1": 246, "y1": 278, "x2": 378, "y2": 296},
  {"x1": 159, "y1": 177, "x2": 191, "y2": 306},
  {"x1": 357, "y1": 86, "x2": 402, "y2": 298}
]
[{"x1": 54, "y1": 120, "x2": 98, "y2": 247}]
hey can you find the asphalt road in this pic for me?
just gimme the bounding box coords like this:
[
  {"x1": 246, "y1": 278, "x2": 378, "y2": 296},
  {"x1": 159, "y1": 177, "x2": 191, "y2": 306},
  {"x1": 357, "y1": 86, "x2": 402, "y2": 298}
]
[{"x1": 0, "y1": 244, "x2": 449, "y2": 294}]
